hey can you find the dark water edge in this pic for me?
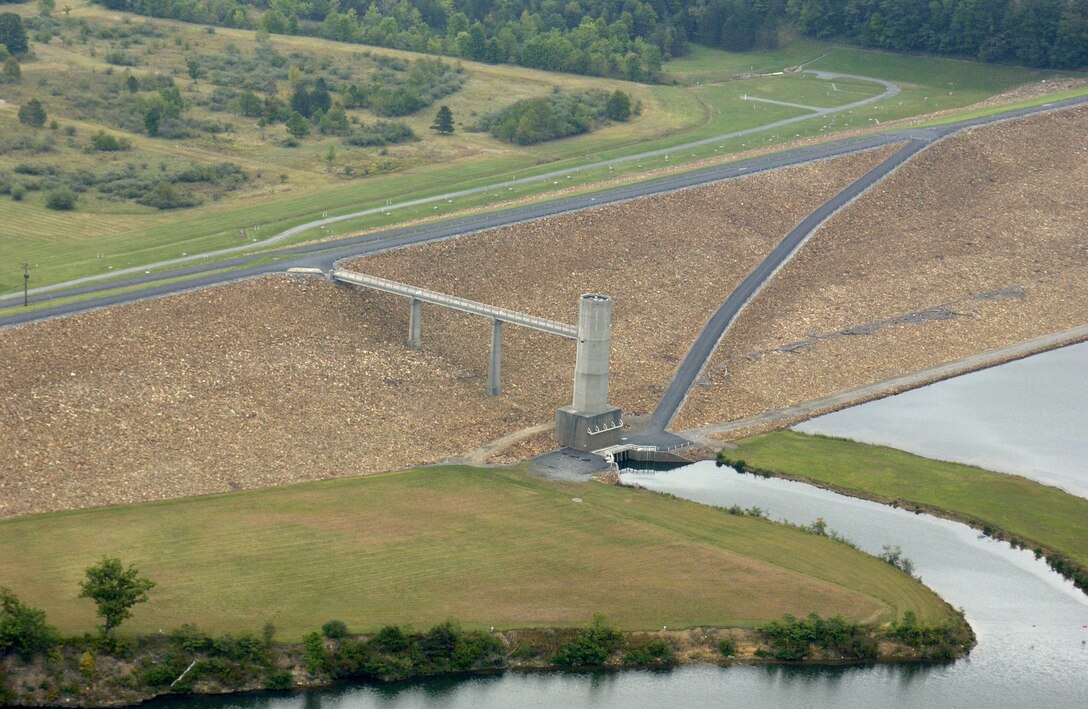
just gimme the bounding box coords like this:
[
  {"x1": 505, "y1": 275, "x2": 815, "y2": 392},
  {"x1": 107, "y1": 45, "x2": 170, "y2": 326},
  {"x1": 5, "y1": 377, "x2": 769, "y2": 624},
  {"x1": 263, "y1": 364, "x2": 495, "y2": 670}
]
[{"x1": 136, "y1": 663, "x2": 957, "y2": 709}]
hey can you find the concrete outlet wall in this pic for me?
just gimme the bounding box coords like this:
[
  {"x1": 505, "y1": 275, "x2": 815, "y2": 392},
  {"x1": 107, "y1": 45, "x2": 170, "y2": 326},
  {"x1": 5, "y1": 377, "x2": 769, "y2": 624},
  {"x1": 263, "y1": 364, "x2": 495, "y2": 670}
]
[{"x1": 555, "y1": 406, "x2": 623, "y2": 451}]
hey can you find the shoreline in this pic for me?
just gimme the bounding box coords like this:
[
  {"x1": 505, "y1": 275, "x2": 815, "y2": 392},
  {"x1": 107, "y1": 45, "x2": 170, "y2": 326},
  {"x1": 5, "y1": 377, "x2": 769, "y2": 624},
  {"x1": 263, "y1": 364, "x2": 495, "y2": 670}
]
[
  {"x1": 716, "y1": 448, "x2": 1088, "y2": 598},
  {"x1": 0, "y1": 620, "x2": 973, "y2": 708}
]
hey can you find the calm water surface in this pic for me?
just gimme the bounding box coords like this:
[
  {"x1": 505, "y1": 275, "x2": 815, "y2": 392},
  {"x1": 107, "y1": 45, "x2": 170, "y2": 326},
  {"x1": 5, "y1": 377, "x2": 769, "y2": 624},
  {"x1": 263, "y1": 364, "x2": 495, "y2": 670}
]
[{"x1": 794, "y1": 341, "x2": 1088, "y2": 496}]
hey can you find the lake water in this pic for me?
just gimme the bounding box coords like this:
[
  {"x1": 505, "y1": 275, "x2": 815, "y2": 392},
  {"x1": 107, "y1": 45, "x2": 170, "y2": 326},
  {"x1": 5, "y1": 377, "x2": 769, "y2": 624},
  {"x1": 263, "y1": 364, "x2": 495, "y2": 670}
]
[{"x1": 793, "y1": 341, "x2": 1088, "y2": 497}]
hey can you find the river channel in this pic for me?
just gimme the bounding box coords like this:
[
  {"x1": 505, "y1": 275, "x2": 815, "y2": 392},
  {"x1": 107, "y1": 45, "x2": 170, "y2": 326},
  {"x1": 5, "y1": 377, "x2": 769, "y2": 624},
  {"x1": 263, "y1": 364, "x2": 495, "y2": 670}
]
[{"x1": 147, "y1": 345, "x2": 1088, "y2": 707}]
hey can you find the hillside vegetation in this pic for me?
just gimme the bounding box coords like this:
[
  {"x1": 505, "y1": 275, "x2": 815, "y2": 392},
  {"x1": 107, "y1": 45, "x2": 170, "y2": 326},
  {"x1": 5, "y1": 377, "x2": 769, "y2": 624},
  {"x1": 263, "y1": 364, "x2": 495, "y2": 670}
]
[
  {"x1": 81, "y1": 0, "x2": 1088, "y2": 72},
  {"x1": 0, "y1": 2, "x2": 1072, "y2": 295}
]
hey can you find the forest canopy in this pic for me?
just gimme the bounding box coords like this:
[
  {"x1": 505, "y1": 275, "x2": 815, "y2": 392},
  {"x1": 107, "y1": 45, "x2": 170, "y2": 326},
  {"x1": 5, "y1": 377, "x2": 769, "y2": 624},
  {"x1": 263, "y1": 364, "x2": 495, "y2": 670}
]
[{"x1": 89, "y1": 0, "x2": 1088, "y2": 74}]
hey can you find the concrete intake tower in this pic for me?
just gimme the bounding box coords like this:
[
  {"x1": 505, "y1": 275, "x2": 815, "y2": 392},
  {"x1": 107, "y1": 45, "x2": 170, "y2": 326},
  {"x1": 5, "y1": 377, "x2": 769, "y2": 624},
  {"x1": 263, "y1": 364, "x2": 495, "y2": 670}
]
[{"x1": 555, "y1": 294, "x2": 623, "y2": 451}]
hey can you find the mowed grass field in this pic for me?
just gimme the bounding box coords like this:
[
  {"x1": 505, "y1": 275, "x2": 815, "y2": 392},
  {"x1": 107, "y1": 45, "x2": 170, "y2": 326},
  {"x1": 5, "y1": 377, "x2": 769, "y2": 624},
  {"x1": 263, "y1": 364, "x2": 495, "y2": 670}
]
[
  {"x1": 1, "y1": 1, "x2": 1079, "y2": 294},
  {"x1": 0, "y1": 465, "x2": 952, "y2": 639},
  {"x1": 731, "y1": 431, "x2": 1088, "y2": 568}
]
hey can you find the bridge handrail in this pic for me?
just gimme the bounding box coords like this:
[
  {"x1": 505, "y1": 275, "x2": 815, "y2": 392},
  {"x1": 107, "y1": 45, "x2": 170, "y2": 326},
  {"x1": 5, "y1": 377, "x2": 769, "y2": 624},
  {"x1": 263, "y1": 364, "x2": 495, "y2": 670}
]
[{"x1": 332, "y1": 269, "x2": 578, "y2": 339}]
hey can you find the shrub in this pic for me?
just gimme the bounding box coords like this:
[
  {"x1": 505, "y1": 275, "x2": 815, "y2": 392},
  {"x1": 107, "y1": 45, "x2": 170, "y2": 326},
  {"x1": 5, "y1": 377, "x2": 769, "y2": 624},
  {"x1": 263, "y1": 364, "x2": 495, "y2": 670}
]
[
  {"x1": 756, "y1": 613, "x2": 878, "y2": 661},
  {"x1": 90, "y1": 130, "x2": 129, "y2": 151},
  {"x1": 141, "y1": 650, "x2": 188, "y2": 687},
  {"x1": 264, "y1": 669, "x2": 293, "y2": 690},
  {"x1": 717, "y1": 637, "x2": 736, "y2": 657},
  {"x1": 0, "y1": 587, "x2": 59, "y2": 660},
  {"x1": 449, "y1": 630, "x2": 503, "y2": 671},
  {"x1": 551, "y1": 613, "x2": 622, "y2": 667},
  {"x1": 371, "y1": 625, "x2": 409, "y2": 654},
  {"x1": 45, "y1": 185, "x2": 76, "y2": 210},
  {"x1": 622, "y1": 638, "x2": 675, "y2": 666},
  {"x1": 477, "y1": 90, "x2": 612, "y2": 145},
  {"x1": 137, "y1": 181, "x2": 199, "y2": 210},
  {"x1": 343, "y1": 120, "x2": 415, "y2": 147},
  {"x1": 10, "y1": 184, "x2": 25, "y2": 201},
  {"x1": 104, "y1": 49, "x2": 136, "y2": 66},
  {"x1": 79, "y1": 650, "x2": 96, "y2": 677},
  {"x1": 321, "y1": 620, "x2": 349, "y2": 639}
]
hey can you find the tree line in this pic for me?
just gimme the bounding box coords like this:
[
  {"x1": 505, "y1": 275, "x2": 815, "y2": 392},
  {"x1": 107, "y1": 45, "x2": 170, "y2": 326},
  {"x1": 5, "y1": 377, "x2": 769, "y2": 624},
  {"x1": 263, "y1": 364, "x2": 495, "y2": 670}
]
[
  {"x1": 786, "y1": 0, "x2": 1088, "y2": 69},
  {"x1": 89, "y1": 0, "x2": 683, "y2": 80},
  {"x1": 64, "y1": 0, "x2": 1088, "y2": 76}
]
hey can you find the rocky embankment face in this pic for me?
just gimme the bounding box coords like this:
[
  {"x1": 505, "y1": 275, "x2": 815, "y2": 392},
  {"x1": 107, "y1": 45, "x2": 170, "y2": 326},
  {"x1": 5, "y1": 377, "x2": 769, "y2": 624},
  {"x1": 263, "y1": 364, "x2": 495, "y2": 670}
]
[
  {"x1": 677, "y1": 105, "x2": 1088, "y2": 434},
  {"x1": 1, "y1": 148, "x2": 891, "y2": 518}
]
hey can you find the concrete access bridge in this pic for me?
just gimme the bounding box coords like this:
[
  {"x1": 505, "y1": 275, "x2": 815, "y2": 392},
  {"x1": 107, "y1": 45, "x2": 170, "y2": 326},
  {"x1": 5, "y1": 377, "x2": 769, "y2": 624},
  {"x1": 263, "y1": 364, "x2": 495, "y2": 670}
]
[{"x1": 329, "y1": 268, "x2": 624, "y2": 451}]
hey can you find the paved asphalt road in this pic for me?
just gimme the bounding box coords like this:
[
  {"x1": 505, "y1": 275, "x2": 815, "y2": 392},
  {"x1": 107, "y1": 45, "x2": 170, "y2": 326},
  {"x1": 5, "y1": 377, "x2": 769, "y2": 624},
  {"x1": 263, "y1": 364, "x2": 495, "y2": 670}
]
[
  {"x1": 2, "y1": 69, "x2": 901, "y2": 303},
  {"x1": 8, "y1": 93, "x2": 1083, "y2": 330},
  {"x1": 639, "y1": 139, "x2": 931, "y2": 438}
]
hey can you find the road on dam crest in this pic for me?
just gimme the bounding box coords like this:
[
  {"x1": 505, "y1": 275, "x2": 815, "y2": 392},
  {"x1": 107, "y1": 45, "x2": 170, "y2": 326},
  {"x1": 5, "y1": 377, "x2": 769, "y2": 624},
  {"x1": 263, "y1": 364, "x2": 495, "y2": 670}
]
[{"x1": 3, "y1": 94, "x2": 1086, "y2": 441}]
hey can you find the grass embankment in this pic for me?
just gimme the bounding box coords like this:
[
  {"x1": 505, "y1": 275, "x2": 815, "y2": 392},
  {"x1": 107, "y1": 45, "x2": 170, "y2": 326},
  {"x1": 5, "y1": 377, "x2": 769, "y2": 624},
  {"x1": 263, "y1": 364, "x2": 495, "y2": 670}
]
[
  {"x1": 0, "y1": 465, "x2": 952, "y2": 638},
  {"x1": 1, "y1": 1, "x2": 1068, "y2": 293},
  {"x1": 726, "y1": 431, "x2": 1088, "y2": 591}
]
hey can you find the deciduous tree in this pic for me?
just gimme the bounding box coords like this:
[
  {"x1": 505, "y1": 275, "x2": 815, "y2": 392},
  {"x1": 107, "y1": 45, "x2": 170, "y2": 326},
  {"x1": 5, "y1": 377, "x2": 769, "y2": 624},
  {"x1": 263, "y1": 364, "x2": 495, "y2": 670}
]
[{"x1": 78, "y1": 557, "x2": 155, "y2": 636}]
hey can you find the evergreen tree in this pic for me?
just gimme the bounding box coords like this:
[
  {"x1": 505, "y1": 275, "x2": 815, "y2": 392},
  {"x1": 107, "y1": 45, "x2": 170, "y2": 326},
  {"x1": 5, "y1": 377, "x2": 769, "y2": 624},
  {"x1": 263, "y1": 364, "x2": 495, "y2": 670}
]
[
  {"x1": 285, "y1": 111, "x2": 310, "y2": 139},
  {"x1": 17, "y1": 98, "x2": 46, "y2": 127},
  {"x1": 432, "y1": 104, "x2": 454, "y2": 134},
  {"x1": 0, "y1": 12, "x2": 29, "y2": 56}
]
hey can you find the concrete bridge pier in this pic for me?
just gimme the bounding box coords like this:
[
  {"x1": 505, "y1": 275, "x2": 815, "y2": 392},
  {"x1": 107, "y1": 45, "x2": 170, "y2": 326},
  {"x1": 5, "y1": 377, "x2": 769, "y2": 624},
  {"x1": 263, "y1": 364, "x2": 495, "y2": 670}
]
[
  {"x1": 487, "y1": 318, "x2": 502, "y2": 396},
  {"x1": 407, "y1": 297, "x2": 422, "y2": 348}
]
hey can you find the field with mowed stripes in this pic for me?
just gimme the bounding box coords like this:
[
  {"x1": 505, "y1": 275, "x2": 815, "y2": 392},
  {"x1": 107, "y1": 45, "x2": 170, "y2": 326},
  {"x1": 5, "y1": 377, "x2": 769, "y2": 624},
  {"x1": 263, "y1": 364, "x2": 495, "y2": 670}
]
[{"x1": 0, "y1": 465, "x2": 953, "y2": 638}]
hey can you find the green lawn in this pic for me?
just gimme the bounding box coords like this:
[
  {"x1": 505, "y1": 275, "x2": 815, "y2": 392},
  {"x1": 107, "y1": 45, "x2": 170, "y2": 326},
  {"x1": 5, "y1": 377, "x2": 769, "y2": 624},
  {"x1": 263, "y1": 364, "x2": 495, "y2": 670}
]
[
  {"x1": 731, "y1": 431, "x2": 1088, "y2": 569},
  {"x1": 0, "y1": 465, "x2": 953, "y2": 639},
  {"x1": 663, "y1": 40, "x2": 830, "y2": 83}
]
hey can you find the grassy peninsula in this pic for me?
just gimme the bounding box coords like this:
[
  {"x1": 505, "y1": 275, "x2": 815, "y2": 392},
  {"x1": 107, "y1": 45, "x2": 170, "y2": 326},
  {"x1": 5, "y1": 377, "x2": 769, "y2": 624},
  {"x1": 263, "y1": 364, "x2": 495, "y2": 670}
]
[
  {"x1": 725, "y1": 430, "x2": 1088, "y2": 593},
  {"x1": 0, "y1": 464, "x2": 953, "y2": 637},
  {"x1": 0, "y1": 463, "x2": 972, "y2": 705}
]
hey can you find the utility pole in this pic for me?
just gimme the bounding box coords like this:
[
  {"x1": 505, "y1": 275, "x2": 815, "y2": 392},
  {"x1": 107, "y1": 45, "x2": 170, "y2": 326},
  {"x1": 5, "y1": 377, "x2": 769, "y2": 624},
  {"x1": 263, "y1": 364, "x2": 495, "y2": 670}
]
[{"x1": 21, "y1": 263, "x2": 29, "y2": 307}]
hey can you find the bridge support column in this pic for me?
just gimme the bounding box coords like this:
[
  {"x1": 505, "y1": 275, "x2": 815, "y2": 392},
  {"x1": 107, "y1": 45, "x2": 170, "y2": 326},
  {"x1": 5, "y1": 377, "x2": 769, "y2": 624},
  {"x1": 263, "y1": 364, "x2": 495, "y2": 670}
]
[
  {"x1": 487, "y1": 318, "x2": 502, "y2": 396},
  {"x1": 407, "y1": 297, "x2": 422, "y2": 348}
]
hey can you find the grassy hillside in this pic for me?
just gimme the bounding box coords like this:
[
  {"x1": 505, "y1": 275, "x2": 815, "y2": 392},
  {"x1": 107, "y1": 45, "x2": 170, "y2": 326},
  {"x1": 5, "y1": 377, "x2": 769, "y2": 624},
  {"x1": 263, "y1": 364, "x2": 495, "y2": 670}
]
[
  {"x1": 0, "y1": 465, "x2": 953, "y2": 638},
  {"x1": 0, "y1": 2, "x2": 1076, "y2": 294},
  {"x1": 730, "y1": 431, "x2": 1088, "y2": 570}
]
